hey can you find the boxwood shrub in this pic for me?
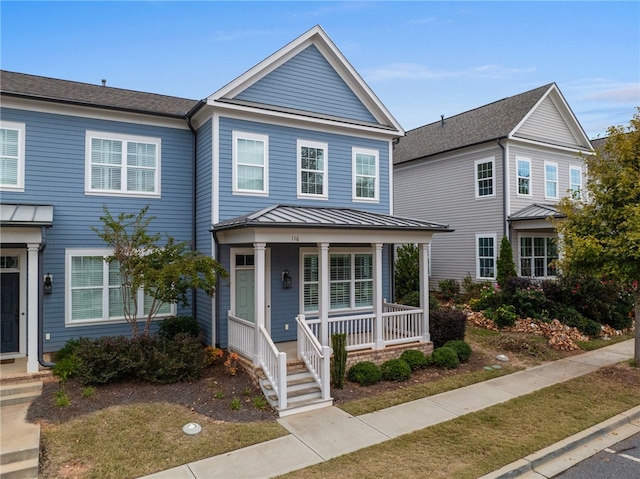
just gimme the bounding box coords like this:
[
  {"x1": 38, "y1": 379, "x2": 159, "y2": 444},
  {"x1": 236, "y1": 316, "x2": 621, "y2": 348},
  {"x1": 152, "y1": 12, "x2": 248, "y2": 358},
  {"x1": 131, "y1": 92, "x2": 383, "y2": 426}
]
[
  {"x1": 399, "y1": 349, "x2": 428, "y2": 370},
  {"x1": 442, "y1": 340, "x2": 472, "y2": 362},
  {"x1": 347, "y1": 361, "x2": 382, "y2": 386},
  {"x1": 431, "y1": 346, "x2": 460, "y2": 369}
]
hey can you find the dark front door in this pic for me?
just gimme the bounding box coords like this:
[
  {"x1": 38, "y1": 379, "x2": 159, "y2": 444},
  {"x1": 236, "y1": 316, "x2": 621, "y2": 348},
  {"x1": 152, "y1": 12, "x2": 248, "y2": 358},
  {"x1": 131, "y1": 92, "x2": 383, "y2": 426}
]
[{"x1": 1, "y1": 273, "x2": 20, "y2": 353}]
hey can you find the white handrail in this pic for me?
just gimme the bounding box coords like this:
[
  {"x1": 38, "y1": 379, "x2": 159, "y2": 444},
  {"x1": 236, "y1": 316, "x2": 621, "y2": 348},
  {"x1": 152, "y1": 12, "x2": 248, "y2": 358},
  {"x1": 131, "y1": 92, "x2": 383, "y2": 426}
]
[
  {"x1": 296, "y1": 314, "x2": 331, "y2": 400},
  {"x1": 227, "y1": 312, "x2": 255, "y2": 358},
  {"x1": 258, "y1": 324, "x2": 287, "y2": 410}
]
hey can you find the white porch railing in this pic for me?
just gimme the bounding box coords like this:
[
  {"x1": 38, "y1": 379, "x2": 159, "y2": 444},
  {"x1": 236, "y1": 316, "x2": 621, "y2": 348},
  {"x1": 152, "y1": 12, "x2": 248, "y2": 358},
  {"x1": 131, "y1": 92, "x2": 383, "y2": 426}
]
[
  {"x1": 304, "y1": 302, "x2": 423, "y2": 351},
  {"x1": 258, "y1": 324, "x2": 287, "y2": 410},
  {"x1": 296, "y1": 315, "x2": 331, "y2": 400},
  {"x1": 228, "y1": 312, "x2": 255, "y2": 358}
]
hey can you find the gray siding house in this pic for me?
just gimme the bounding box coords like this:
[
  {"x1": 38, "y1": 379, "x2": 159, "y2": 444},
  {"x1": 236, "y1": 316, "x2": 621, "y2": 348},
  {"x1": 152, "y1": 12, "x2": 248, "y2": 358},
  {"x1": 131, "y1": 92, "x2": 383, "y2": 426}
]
[{"x1": 393, "y1": 83, "x2": 593, "y2": 290}]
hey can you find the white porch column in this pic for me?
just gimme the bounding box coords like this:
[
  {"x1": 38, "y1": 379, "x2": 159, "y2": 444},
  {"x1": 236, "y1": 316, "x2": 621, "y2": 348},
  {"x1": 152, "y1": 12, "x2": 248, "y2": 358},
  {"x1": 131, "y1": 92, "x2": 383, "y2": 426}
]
[
  {"x1": 318, "y1": 242, "x2": 330, "y2": 347},
  {"x1": 27, "y1": 244, "x2": 40, "y2": 373},
  {"x1": 373, "y1": 243, "x2": 384, "y2": 349},
  {"x1": 419, "y1": 242, "x2": 431, "y2": 343},
  {"x1": 253, "y1": 242, "x2": 266, "y2": 365}
]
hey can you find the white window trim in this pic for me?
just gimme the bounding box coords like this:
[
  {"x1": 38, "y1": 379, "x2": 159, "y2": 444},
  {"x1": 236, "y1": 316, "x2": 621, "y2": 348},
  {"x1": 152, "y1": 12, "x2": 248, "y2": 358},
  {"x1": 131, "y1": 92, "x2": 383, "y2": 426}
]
[
  {"x1": 232, "y1": 131, "x2": 269, "y2": 196},
  {"x1": 515, "y1": 156, "x2": 532, "y2": 197},
  {"x1": 569, "y1": 165, "x2": 582, "y2": 199},
  {"x1": 352, "y1": 147, "x2": 379, "y2": 202},
  {"x1": 475, "y1": 233, "x2": 496, "y2": 280},
  {"x1": 474, "y1": 157, "x2": 495, "y2": 198},
  {"x1": 300, "y1": 247, "x2": 374, "y2": 314},
  {"x1": 85, "y1": 130, "x2": 161, "y2": 198},
  {"x1": 65, "y1": 248, "x2": 175, "y2": 327},
  {"x1": 297, "y1": 139, "x2": 328, "y2": 200},
  {"x1": 544, "y1": 161, "x2": 559, "y2": 200},
  {"x1": 0, "y1": 120, "x2": 26, "y2": 191},
  {"x1": 517, "y1": 234, "x2": 559, "y2": 279}
]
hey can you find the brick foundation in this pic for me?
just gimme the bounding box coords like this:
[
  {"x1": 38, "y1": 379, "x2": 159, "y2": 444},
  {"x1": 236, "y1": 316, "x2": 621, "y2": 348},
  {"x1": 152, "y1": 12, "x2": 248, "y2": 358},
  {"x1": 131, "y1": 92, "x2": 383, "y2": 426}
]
[{"x1": 344, "y1": 342, "x2": 433, "y2": 370}]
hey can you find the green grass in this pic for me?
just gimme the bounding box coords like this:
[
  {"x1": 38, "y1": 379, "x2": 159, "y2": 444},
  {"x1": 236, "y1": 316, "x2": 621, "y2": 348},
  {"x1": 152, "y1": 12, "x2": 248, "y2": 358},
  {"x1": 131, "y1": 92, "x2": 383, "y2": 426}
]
[
  {"x1": 280, "y1": 363, "x2": 640, "y2": 479},
  {"x1": 40, "y1": 402, "x2": 287, "y2": 478},
  {"x1": 577, "y1": 332, "x2": 634, "y2": 351}
]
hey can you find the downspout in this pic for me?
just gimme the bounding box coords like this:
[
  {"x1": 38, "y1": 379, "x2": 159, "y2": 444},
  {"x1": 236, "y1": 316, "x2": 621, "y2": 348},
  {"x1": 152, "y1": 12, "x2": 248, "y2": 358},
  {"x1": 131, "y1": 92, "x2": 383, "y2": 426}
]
[
  {"x1": 38, "y1": 226, "x2": 55, "y2": 368},
  {"x1": 497, "y1": 139, "x2": 508, "y2": 240}
]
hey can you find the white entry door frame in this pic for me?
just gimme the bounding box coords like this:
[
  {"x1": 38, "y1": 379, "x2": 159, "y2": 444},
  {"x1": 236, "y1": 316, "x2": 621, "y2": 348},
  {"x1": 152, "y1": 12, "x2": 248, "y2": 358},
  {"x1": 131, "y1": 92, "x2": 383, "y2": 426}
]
[{"x1": 230, "y1": 247, "x2": 271, "y2": 333}]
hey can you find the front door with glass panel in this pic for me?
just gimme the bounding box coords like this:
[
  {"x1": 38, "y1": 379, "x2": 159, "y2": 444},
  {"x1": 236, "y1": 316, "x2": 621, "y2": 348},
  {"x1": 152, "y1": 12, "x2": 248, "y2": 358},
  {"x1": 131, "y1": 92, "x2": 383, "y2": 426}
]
[{"x1": 232, "y1": 249, "x2": 270, "y2": 331}]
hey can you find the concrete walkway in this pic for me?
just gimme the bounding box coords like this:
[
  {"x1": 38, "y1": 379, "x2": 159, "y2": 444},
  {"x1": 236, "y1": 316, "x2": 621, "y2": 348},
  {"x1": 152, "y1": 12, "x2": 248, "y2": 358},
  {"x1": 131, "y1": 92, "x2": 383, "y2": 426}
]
[{"x1": 140, "y1": 339, "x2": 639, "y2": 479}]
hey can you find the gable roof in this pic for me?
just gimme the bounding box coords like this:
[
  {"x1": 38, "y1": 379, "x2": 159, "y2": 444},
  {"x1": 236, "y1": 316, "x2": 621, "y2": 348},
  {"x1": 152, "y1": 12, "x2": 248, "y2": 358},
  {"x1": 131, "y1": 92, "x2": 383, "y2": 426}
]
[
  {"x1": 213, "y1": 205, "x2": 451, "y2": 232},
  {"x1": 394, "y1": 83, "x2": 591, "y2": 165},
  {"x1": 207, "y1": 25, "x2": 404, "y2": 134},
  {"x1": 0, "y1": 70, "x2": 199, "y2": 118}
]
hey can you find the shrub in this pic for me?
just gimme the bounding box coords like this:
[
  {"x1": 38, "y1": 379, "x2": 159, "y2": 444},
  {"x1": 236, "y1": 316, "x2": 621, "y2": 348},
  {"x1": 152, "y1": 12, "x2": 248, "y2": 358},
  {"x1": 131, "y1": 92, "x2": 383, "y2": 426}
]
[
  {"x1": 507, "y1": 285, "x2": 547, "y2": 319},
  {"x1": 430, "y1": 347, "x2": 460, "y2": 369},
  {"x1": 398, "y1": 291, "x2": 440, "y2": 311},
  {"x1": 158, "y1": 315, "x2": 200, "y2": 340},
  {"x1": 555, "y1": 306, "x2": 602, "y2": 337},
  {"x1": 53, "y1": 338, "x2": 81, "y2": 362},
  {"x1": 380, "y1": 359, "x2": 412, "y2": 382},
  {"x1": 430, "y1": 308, "x2": 467, "y2": 348},
  {"x1": 496, "y1": 237, "x2": 517, "y2": 288},
  {"x1": 136, "y1": 333, "x2": 208, "y2": 384},
  {"x1": 395, "y1": 244, "x2": 419, "y2": 301},
  {"x1": 443, "y1": 340, "x2": 472, "y2": 362},
  {"x1": 331, "y1": 333, "x2": 347, "y2": 389},
  {"x1": 462, "y1": 274, "x2": 492, "y2": 299},
  {"x1": 439, "y1": 279, "x2": 460, "y2": 302},
  {"x1": 347, "y1": 361, "x2": 382, "y2": 386},
  {"x1": 489, "y1": 304, "x2": 518, "y2": 328},
  {"x1": 470, "y1": 284, "x2": 502, "y2": 311},
  {"x1": 74, "y1": 336, "x2": 140, "y2": 385},
  {"x1": 399, "y1": 349, "x2": 428, "y2": 370}
]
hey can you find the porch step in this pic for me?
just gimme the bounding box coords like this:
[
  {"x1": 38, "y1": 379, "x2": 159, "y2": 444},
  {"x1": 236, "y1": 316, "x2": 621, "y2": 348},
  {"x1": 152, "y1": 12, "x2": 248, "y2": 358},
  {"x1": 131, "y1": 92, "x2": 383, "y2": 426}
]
[
  {"x1": 0, "y1": 382, "x2": 42, "y2": 408},
  {"x1": 0, "y1": 401, "x2": 41, "y2": 479}
]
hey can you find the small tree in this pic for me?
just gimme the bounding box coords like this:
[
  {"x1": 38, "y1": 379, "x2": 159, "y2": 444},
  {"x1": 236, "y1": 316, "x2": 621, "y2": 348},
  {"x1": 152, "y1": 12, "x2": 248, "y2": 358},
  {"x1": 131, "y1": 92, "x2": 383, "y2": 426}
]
[
  {"x1": 395, "y1": 244, "x2": 419, "y2": 302},
  {"x1": 496, "y1": 236, "x2": 517, "y2": 287},
  {"x1": 93, "y1": 206, "x2": 228, "y2": 337},
  {"x1": 555, "y1": 109, "x2": 640, "y2": 363}
]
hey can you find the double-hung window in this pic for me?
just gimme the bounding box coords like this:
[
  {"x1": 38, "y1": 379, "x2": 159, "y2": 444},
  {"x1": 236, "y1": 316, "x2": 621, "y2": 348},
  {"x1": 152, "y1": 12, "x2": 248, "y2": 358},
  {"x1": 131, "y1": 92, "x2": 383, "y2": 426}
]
[
  {"x1": 353, "y1": 148, "x2": 378, "y2": 201},
  {"x1": 475, "y1": 158, "x2": 494, "y2": 197},
  {"x1": 302, "y1": 251, "x2": 373, "y2": 312},
  {"x1": 569, "y1": 166, "x2": 582, "y2": 199},
  {"x1": 516, "y1": 157, "x2": 531, "y2": 196},
  {"x1": 544, "y1": 161, "x2": 558, "y2": 199},
  {"x1": 66, "y1": 249, "x2": 172, "y2": 325},
  {"x1": 86, "y1": 131, "x2": 160, "y2": 196},
  {"x1": 0, "y1": 121, "x2": 25, "y2": 191},
  {"x1": 476, "y1": 234, "x2": 496, "y2": 279},
  {"x1": 233, "y1": 131, "x2": 268, "y2": 195},
  {"x1": 519, "y1": 236, "x2": 558, "y2": 278},
  {"x1": 298, "y1": 140, "x2": 327, "y2": 199}
]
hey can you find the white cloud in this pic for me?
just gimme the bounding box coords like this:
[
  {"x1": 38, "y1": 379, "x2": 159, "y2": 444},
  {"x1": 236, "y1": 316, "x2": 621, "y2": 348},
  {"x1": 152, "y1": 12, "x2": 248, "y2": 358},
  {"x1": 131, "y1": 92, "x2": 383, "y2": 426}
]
[
  {"x1": 362, "y1": 62, "x2": 536, "y2": 82},
  {"x1": 565, "y1": 80, "x2": 640, "y2": 104}
]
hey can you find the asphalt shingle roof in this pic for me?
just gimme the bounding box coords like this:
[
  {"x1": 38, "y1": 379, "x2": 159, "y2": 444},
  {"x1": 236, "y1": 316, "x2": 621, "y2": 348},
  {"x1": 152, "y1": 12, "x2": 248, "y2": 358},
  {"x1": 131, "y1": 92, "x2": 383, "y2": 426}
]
[
  {"x1": 0, "y1": 70, "x2": 199, "y2": 118},
  {"x1": 393, "y1": 83, "x2": 554, "y2": 164}
]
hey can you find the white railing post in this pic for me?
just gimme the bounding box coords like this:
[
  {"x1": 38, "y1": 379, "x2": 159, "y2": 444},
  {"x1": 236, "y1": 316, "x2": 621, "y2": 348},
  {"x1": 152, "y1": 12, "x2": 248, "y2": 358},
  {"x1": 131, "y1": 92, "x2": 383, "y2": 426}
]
[
  {"x1": 373, "y1": 243, "x2": 384, "y2": 349},
  {"x1": 277, "y1": 351, "x2": 287, "y2": 410},
  {"x1": 321, "y1": 345, "x2": 331, "y2": 400},
  {"x1": 318, "y1": 243, "x2": 330, "y2": 347},
  {"x1": 254, "y1": 242, "x2": 266, "y2": 366}
]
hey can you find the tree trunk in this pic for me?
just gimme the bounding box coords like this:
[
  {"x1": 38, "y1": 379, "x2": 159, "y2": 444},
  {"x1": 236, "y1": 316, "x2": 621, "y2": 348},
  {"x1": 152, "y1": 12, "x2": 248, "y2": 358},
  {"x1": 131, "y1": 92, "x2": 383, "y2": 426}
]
[{"x1": 635, "y1": 290, "x2": 640, "y2": 366}]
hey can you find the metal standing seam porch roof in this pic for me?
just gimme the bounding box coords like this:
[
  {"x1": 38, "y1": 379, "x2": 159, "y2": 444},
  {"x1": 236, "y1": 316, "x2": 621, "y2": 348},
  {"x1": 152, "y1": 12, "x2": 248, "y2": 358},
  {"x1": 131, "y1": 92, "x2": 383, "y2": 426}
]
[
  {"x1": 212, "y1": 205, "x2": 452, "y2": 233},
  {"x1": 0, "y1": 204, "x2": 54, "y2": 227},
  {"x1": 509, "y1": 203, "x2": 564, "y2": 222}
]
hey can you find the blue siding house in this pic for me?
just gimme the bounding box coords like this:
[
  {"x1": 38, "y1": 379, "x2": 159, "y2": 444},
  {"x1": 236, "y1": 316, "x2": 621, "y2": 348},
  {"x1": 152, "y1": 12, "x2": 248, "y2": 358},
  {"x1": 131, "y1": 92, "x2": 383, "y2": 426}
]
[{"x1": 0, "y1": 26, "x2": 449, "y2": 414}]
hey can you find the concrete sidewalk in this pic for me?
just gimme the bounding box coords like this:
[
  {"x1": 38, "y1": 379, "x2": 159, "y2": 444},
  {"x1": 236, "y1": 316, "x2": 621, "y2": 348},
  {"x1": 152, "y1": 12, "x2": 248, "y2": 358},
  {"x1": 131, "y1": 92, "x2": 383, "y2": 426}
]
[{"x1": 141, "y1": 339, "x2": 637, "y2": 479}]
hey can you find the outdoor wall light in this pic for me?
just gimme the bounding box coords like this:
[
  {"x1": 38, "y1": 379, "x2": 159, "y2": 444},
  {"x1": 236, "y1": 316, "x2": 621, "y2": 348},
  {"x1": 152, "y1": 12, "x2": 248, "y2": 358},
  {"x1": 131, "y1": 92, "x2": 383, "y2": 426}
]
[
  {"x1": 281, "y1": 269, "x2": 292, "y2": 289},
  {"x1": 44, "y1": 273, "x2": 53, "y2": 294}
]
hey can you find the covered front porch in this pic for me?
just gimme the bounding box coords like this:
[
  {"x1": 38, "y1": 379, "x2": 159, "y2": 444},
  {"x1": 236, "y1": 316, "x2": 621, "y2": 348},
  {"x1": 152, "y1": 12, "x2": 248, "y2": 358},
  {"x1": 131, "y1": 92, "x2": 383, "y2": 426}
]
[{"x1": 213, "y1": 205, "x2": 451, "y2": 416}]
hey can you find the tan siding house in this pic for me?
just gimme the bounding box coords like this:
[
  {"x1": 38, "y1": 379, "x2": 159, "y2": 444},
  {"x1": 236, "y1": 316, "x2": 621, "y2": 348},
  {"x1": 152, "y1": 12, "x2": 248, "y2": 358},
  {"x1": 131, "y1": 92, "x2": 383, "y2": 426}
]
[{"x1": 393, "y1": 83, "x2": 593, "y2": 290}]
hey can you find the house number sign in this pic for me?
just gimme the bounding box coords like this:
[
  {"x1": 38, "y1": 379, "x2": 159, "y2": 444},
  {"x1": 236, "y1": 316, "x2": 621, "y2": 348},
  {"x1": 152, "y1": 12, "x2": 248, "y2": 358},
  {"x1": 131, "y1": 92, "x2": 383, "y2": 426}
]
[{"x1": 291, "y1": 236, "x2": 299, "y2": 242}]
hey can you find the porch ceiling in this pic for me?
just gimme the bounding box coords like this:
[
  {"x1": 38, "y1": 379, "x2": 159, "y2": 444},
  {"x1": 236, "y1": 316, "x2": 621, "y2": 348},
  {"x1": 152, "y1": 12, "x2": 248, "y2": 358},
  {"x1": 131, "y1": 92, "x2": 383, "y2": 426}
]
[{"x1": 212, "y1": 205, "x2": 452, "y2": 245}]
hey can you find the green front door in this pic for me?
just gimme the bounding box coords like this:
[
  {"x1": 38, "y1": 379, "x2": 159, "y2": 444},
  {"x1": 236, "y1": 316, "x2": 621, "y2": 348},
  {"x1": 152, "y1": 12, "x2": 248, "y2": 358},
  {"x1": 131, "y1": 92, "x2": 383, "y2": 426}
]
[{"x1": 235, "y1": 268, "x2": 255, "y2": 323}]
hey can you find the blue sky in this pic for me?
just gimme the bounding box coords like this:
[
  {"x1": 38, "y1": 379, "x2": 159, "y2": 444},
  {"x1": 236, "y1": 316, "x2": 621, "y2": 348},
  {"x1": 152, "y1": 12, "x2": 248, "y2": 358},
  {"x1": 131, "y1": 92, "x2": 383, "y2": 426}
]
[{"x1": 1, "y1": 1, "x2": 638, "y2": 139}]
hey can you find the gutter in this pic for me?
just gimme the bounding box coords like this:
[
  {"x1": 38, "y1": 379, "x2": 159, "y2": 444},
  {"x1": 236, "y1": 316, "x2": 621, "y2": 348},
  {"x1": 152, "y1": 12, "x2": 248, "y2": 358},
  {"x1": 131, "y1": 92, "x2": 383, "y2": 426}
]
[{"x1": 38, "y1": 226, "x2": 55, "y2": 368}]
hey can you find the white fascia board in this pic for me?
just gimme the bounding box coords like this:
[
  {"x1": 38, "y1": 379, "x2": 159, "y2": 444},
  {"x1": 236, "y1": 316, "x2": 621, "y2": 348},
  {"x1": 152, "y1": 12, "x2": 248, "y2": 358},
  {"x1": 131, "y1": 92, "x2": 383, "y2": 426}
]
[
  {"x1": 1, "y1": 96, "x2": 189, "y2": 130},
  {"x1": 507, "y1": 136, "x2": 594, "y2": 155},
  {"x1": 206, "y1": 101, "x2": 401, "y2": 140}
]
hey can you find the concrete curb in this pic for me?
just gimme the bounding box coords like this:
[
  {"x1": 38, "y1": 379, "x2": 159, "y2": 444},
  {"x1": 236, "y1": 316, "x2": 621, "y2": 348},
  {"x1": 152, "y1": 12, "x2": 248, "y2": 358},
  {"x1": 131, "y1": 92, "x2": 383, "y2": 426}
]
[{"x1": 479, "y1": 405, "x2": 640, "y2": 479}]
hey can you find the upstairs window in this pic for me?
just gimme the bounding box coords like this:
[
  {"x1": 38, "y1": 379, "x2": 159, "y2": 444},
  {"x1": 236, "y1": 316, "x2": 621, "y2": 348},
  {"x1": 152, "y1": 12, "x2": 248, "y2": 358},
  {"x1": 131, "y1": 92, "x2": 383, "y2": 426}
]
[
  {"x1": 233, "y1": 131, "x2": 268, "y2": 195},
  {"x1": 298, "y1": 140, "x2": 327, "y2": 199},
  {"x1": 86, "y1": 131, "x2": 160, "y2": 197},
  {"x1": 475, "y1": 158, "x2": 494, "y2": 197},
  {"x1": 569, "y1": 166, "x2": 582, "y2": 198},
  {"x1": 544, "y1": 162, "x2": 558, "y2": 199},
  {"x1": 353, "y1": 148, "x2": 378, "y2": 201},
  {"x1": 516, "y1": 157, "x2": 531, "y2": 196},
  {"x1": 0, "y1": 121, "x2": 25, "y2": 191}
]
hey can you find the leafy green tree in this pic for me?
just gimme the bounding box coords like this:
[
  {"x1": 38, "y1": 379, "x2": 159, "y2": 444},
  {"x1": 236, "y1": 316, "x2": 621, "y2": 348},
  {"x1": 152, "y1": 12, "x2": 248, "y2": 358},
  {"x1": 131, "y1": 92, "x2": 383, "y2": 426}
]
[
  {"x1": 496, "y1": 236, "x2": 517, "y2": 287},
  {"x1": 555, "y1": 109, "x2": 640, "y2": 363},
  {"x1": 93, "y1": 206, "x2": 228, "y2": 337},
  {"x1": 395, "y1": 244, "x2": 419, "y2": 302}
]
